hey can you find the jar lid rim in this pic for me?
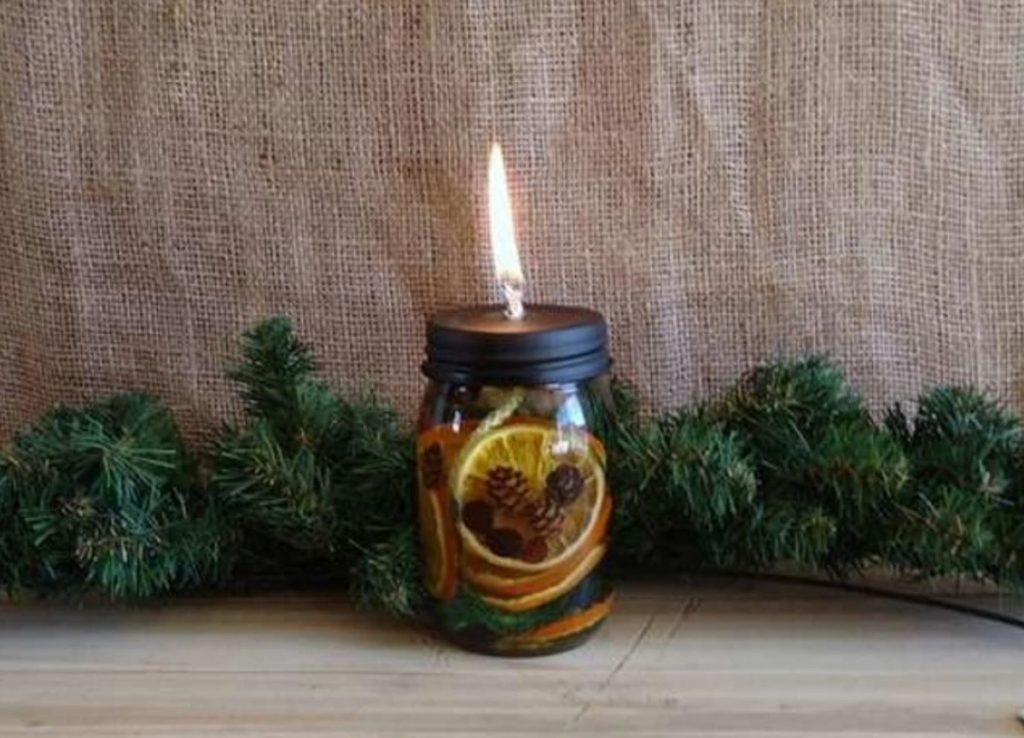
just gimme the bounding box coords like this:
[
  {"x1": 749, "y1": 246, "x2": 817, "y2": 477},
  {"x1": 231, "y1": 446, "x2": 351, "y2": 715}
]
[{"x1": 423, "y1": 304, "x2": 610, "y2": 384}]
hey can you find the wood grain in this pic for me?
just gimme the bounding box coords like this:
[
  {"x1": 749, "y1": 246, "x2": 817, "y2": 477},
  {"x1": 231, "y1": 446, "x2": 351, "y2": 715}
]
[{"x1": 1, "y1": 578, "x2": 1022, "y2": 736}]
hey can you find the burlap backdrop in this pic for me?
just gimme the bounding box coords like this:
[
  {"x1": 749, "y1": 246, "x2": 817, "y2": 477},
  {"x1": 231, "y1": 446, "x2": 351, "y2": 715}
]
[{"x1": 1, "y1": 1, "x2": 1022, "y2": 440}]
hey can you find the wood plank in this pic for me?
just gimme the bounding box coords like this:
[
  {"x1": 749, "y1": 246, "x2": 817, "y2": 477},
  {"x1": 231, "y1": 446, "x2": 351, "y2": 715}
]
[{"x1": 0, "y1": 579, "x2": 1021, "y2": 736}]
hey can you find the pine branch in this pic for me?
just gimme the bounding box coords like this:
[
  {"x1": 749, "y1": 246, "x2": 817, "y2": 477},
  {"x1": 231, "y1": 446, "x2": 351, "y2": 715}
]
[
  {"x1": 213, "y1": 420, "x2": 338, "y2": 555},
  {"x1": 717, "y1": 357, "x2": 908, "y2": 574},
  {"x1": 0, "y1": 394, "x2": 224, "y2": 599},
  {"x1": 328, "y1": 395, "x2": 417, "y2": 554},
  {"x1": 227, "y1": 317, "x2": 320, "y2": 439},
  {"x1": 212, "y1": 317, "x2": 418, "y2": 614},
  {"x1": 349, "y1": 527, "x2": 423, "y2": 619},
  {"x1": 611, "y1": 407, "x2": 757, "y2": 571},
  {"x1": 885, "y1": 386, "x2": 1022, "y2": 583}
]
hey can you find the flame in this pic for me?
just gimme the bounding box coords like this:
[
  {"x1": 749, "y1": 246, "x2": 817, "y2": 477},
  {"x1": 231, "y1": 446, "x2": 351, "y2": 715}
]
[{"x1": 488, "y1": 142, "x2": 525, "y2": 318}]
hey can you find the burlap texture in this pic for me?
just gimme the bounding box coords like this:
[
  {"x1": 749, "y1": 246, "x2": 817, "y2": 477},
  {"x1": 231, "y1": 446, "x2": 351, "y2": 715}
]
[{"x1": 1, "y1": 1, "x2": 1022, "y2": 439}]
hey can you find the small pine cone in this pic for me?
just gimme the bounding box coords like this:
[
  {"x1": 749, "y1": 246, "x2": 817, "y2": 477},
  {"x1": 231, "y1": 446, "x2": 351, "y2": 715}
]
[
  {"x1": 526, "y1": 498, "x2": 566, "y2": 536},
  {"x1": 420, "y1": 443, "x2": 445, "y2": 489},
  {"x1": 485, "y1": 465, "x2": 530, "y2": 510},
  {"x1": 545, "y1": 463, "x2": 585, "y2": 507}
]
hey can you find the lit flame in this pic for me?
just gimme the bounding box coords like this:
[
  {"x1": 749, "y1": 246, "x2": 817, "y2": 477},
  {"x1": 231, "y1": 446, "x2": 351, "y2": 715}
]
[{"x1": 488, "y1": 142, "x2": 525, "y2": 319}]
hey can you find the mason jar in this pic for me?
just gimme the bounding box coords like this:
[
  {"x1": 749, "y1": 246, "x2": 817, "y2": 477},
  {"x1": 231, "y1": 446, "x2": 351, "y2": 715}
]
[{"x1": 417, "y1": 304, "x2": 614, "y2": 655}]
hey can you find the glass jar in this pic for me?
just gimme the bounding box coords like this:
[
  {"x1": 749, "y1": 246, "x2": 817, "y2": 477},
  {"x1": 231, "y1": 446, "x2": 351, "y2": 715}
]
[{"x1": 418, "y1": 305, "x2": 614, "y2": 655}]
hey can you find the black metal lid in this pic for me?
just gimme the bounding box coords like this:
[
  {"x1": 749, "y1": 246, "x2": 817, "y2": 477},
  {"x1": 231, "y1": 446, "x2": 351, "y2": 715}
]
[{"x1": 423, "y1": 304, "x2": 610, "y2": 385}]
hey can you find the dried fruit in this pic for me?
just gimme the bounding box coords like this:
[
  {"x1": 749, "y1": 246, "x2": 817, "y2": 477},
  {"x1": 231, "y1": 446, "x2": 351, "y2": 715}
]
[
  {"x1": 484, "y1": 465, "x2": 531, "y2": 510},
  {"x1": 545, "y1": 463, "x2": 585, "y2": 507},
  {"x1": 418, "y1": 485, "x2": 458, "y2": 600},
  {"x1": 461, "y1": 499, "x2": 494, "y2": 535},
  {"x1": 420, "y1": 442, "x2": 445, "y2": 490},
  {"x1": 453, "y1": 423, "x2": 606, "y2": 571},
  {"x1": 486, "y1": 528, "x2": 524, "y2": 558},
  {"x1": 498, "y1": 594, "x2": 614, "y2": 647},
  {"x1": 463, "y1": 496, "x2": 613, "y2": 598},
  {"x1": 479, "y1": 544, "x2": 608, "y2": 613}
]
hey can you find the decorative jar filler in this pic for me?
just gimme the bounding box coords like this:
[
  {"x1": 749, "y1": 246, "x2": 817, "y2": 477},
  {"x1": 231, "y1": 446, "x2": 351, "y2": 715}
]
[{"x1": 417, "y1": 144, "x2": 615, "y2": 655}]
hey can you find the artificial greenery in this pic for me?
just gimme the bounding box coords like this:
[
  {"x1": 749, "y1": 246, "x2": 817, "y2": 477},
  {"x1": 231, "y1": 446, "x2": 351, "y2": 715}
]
[
  {"x1": 884, "y1": 386, "x2": 1023, "y2": 581},
  {"x1": 211, "y1": 318, "x2": 417, "y2": 595},
  {"x1": 714, "y1": 357, "x2": 909, "y2": 574},
  {"x1": 2, "y1": 317, "x2": 1024, "y2": 620},
  {"x1": 609, "y1": 405, "x2": 758, "y2": 571},
  {"x1": 0, "y1": 394, "x2": 224, "y2": 598}
]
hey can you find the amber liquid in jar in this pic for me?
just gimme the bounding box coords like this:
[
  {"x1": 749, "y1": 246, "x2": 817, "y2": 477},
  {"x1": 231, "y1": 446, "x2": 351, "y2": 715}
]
[{"x1": 416, "y1": 378, "x2": 614, "y2": 655}]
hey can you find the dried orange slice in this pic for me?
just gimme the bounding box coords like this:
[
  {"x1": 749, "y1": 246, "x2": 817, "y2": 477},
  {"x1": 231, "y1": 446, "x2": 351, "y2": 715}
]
[
  {"x1": 479, "y1": 542, "x2": 607, "y2": 612},
  {"x1": 464, "y1": 492, "x2": 612, "y2": 598},
  {"x1": 498, "y1": 595, "x2": 614, "y2": 650},
  {"x1": 417, "y1": 487, "x2": 458, "y2": 600},
  {"x1": 416, "y1": 426, "x2": 474, "y2": 601},
  {"x1": 452, "y1": 422, "x2": 606, "y2": 575}
]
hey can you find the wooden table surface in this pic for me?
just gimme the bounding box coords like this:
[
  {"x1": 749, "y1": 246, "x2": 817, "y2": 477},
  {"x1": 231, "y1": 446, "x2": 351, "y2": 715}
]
[{"x1": 1, "y1": 577, "x2": 1022, "y2": 737}]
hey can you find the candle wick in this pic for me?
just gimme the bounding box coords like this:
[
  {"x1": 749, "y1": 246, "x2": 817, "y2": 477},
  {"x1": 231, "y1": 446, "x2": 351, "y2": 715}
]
[{"x1": 501, "y1": 281, "x2": 525, "y2": 320}]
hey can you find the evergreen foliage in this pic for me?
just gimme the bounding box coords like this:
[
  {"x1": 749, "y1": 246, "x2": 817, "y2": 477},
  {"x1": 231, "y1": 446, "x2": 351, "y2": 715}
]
[
  {"x1": 715, "y1": 357, "x2": 909, "y2": 574},
  {"x1": 211, "y1": 317, "x2": 418, "y2": 597},
  {"x1": 437, "y1": 574, "x2": 604, "y2": 636},
  {"x1": 885, "y1": 386, "x2": 1022, "y2": 580},
  {"x1": 610, "y1": 408, "x2": 758, "y2": 571},
  {"x1": 349, "y1": 527, "x2": 424, "y2": 620},
  {"x1": 0, "y1": 394, "x2": 223, "y2": 598},
  {"x1": 2, "y1": 320, "x2": 1024, "y2": 620}
]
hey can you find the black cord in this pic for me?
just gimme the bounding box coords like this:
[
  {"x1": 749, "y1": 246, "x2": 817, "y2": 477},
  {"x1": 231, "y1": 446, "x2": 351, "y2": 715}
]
[{"x1": 709, "y1": 569, "x2": 1024, "y2": 631}]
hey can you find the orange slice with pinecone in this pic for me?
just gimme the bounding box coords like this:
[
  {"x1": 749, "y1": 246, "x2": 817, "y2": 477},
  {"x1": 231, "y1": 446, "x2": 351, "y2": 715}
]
[
  {"x1": 465, "y1": 492, "x2": 612, "y2": 601},
  {"x1": 451, "y1": 421, "x2": 607, "y2": 602}
]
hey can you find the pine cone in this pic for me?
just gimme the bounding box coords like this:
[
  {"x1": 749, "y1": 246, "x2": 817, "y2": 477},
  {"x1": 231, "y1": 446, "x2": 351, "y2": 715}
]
[
  {"x1": 461, "y1": 499, "x2": 494, "y2": 535},
  {"x1": 484, "y1": 465, "x2": 531, "y2": 510},
  {"x1": 420, "y1": 442, "x2": 445, "y2": 489},
  {"x1": 545, "y1": 463, "x2": 585, "y2": 506},
  {"x1": 526, "y1": 498, "x2": 566, "y2": 536},
  {"x1": 485, "y1": 528, "x2": 524, "y2": 558}
]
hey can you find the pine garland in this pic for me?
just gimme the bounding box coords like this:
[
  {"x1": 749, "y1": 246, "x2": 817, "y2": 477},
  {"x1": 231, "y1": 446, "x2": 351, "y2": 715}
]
[
  {"x1": 715, "y1": 358, "x2": 910, "y2": 574},
  {"x1": 885, "y1": 387, "x2": 1023, "y2": 581},
  {"x1": 1, "y1": 317, "x2": 1023, "y2": 618},
  {"x1": 0, "y1": 394, "x2": 225, "y2": 598}
]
